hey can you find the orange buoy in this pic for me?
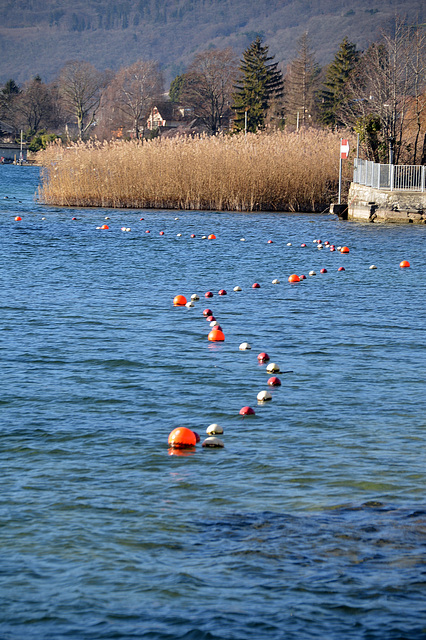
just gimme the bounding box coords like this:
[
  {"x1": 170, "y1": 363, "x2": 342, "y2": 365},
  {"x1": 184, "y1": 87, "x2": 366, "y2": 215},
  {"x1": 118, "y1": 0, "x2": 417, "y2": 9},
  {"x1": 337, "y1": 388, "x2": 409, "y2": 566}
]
[
  {"x1": 101, "y1": 224, "x2": 109, "y2": 229},
  {"x1": 267, "y1": 376, "x2": 281, "y2": 386},
  {"x1": 257, "y1": 352, "x2": 270, "y2": 363},
  {"x1": 400, "y1": 260, "x2": 410, "y2": 268},
  {"x1": 252, "y1": 283, "x2": 260, "y2": 288},
  {"x1": 208, "y1": 328, "x2": 225, "y2": 341},
  {"x1": 340, "y1": 246, "x2": 350, "y2": 253},
  {"x1": 208, "y1": 234, "x2": 216, "y2": 240},
  {"x1": 14, "y1": 216, "x2": 22, "y2": 221},
  {"x1": 239, "y1": 406, "x2": 255, "y2": 416},
  {"x1": 168, "y1": 427, "x2": 197, "y2": 448},
  {"x1": 159, "y1": 231, "x2": 164, "y2": 235},
  {"x1": 173, "y1": 295, "x2": 187, "y2": 306},
  {"x1": 288, "y1": 274, "x2": 300, "y2": 283}
]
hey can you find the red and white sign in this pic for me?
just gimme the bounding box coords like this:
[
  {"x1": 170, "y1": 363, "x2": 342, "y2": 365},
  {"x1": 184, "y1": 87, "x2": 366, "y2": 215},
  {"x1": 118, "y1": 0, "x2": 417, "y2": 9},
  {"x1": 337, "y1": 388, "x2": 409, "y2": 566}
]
[{"x1": 340, "y1": 139, "x2": 350, "y2": 159}]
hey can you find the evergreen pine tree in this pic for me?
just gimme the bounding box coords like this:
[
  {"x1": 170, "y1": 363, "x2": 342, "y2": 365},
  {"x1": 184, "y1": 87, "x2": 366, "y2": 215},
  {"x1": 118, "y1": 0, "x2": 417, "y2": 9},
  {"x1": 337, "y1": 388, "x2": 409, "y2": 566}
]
[
  {"x1": 319, "y1": 37, "x2": 359, "y2": 127},
  {"x1": 232, "y1": 36, "x2": 283, "y2": 133}
]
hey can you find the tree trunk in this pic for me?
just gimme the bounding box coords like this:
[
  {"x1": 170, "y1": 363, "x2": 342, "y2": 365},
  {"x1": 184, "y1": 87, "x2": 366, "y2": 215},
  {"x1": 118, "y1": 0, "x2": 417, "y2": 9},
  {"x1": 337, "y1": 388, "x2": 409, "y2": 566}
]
[{"x1": 421, "y1": 132, "x2": 426, "y2": 166}]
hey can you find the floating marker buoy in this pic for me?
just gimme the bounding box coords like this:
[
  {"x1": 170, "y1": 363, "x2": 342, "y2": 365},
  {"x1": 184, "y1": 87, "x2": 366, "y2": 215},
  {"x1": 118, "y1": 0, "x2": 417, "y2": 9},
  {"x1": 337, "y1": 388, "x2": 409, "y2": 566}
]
[
  {"x1": 324, "y1": 241, "x2": 330, "y2": 246},
  {"x1": 203, "y1": 309, "x2": 213, "y2": 317},
  {"x1": 267, "y1": 240, "x2": 273, "y2": 244},
  {"x1": 257, "y1": 352, "x2": 270, "y2": 363},
  {"x1": 105, "y1": 217, "x2": 110, "y2": 220},
  {"x1": 239, "y1": 406, "x2": 255, "y2": 416},
  {"x1": 146, "y1": 230, "x2": 150, "y2": 233},
  {"x1": 369, "y1": 265, "x2": 377, "y2": 269},
  {"x1": 14, "y1": 216, "x2": 22, "y2": 221},
  {"x1": 338, "y1": 266, "x2": 345, "y2": 271},
  {"x1": 309, "y1": 271, "x2": 316, "y2": 276},
  {"x1": 159, "y1": 231, "x2": 164, "y2": 235},
  {"x1": 266, "y1": 362, "x2": 280, "y2": 373},
  {"x1": 177, "y1": 233, "x2": 182, "y2": 237},
  {"x1": 208, "y1": 328, "x2": 225, "y2": 341},
  {"x1": 208, "y1": 234, "x2": 216, "y2": 240},
  {"x1": 186, "y1": 301, "x2": 194, "y2": 308},
  {"x1": 320, "y1": 268, "x2": 327, "y2": 273},
  {"x1": 206, "y1": 423, "x2": 223, "y2": 435},
  {"x1": 140, "y1": 217, "x2": 144, "y2": 220},
  {"x1": 218, "y1": 289, "x2": 227, "y2": 296},
  {"x1": 337, "y1": 246, "x2": 341, "y2": 251},
  {"x1": 121, "y1": 227, "x2": 126, "y2": 231},
  {"x1": 205, "y1": 291, "x2": 213, "y2": 298},
  {"x1": 202, "y1": 235, "x2": 207, "y2": 239},
  {"x1": 239, "y1": 342, "x2": 251, "y2": 350},
  {"x1": 252, "y1": 283, "x2": 260, "y2": 288},
  {"x1": 317, "y1": 244, "x2": 323, "y2": 249},
  {"x1": 193, "y1": 431, "x2": 200, "y2": 443},
  {"x1": 202, "y1": 436, "x2": 224, "y2": 448},
  {"x1": 287, "y1": 242, "x2": 292, "y2": 246},
  {"x1": 301, "y1": 243, "x2": 306, "y2": 247},
  {"x1": 288, "y1": 274, "x2": 300, "y2": 283},
  {"x1": 41, "y1": 217, "x2": 46, "y2": 220},
  {"x1": 206, "y1": 315, "x2": 215, "y2": 322},
  {"x1": 191, "y1": 234, "x2": 196, "y2": 238},
  {"x1": 267, "y1": 376, "x2": 281, "y2": 386},
  {"x1": 400, "y1": 260, "x2": 410, "y2": 268},
  {"x1": 272, "y1": 279, "x2": 280, "y2": 284},
  {"x1": 173, "y1": 295, "x2": 187, "y2": 306},
  {"x1": 330, "y1": 246, "x2": 335, "y2": 251},
  {"x1": 191, "y1": 294, "x2": 199, "y2": 300},
  {"x1": 175, "y1": 217, "x2": 179, "y2": 220},
  {"x1": 257, "y1": 390, "x2": 272, "y2": 402},
  {"x1": 210, "y1": 320, "x2": 219, "y2": 327},
  {"x1": 240, "y1": 238, "x2": 246, "y2": 241},
  {"x1": 341, "y1": 246, "x2": 350, "y2": 253},
  {"x1": 300, "y1": 274, "x2": 306, "y2": 280},
  {"x1": 101, "y1": 224, "x2": 109, "y2": 229},
  {"x1": 72, "y1": 217, "x2": 77, "y2": 220},
  {"x1": 168, "y1": 427, "x2": 197, "y2": 448},
  {"x1": 234, "y1": 286, "x2": 242, "y2": 291}
]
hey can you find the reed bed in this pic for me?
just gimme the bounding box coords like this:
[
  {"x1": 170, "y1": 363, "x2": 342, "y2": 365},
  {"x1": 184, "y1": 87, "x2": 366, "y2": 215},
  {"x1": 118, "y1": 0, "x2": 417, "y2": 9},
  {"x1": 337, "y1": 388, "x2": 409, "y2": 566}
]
[{"x1": 38, "y1": 130, "x2": 354, "y2": 212}]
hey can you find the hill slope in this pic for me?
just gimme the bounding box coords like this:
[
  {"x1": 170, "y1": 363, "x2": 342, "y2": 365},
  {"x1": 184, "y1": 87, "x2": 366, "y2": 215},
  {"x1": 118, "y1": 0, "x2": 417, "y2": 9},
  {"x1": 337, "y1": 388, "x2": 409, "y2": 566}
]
[{"x1": 0, "y1": 0, "x2": 422, "y2": 86}]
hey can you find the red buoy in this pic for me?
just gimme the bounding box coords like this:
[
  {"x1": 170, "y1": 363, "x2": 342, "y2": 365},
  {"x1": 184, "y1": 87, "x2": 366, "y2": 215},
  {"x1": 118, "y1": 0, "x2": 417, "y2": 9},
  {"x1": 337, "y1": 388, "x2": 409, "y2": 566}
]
[
  {"x1": 205, "y1": 291, "x2": 213, "y2": 298},
  {"x1": 239, "y1": 406, "x2": 255, "y2": 416},
  {"x1": 400, "y1": 260, "x2": 410, "y2": 268},
  {"x1": 14, "y1": 216, "x2": 22, "y2": 221},
  {"x1": 338, "y1": 266, "x2": 345, "y2": 271},
  {"x1": 168, "y1": 427, "x2": 197, "y2": 448},
  {"x1": 159, "y1": 231, "x2": 164, "y2": 235},
  {"x1": 267, "y1": 376, "x2": 281, "y2": 386},
  {"x1": 320, "y1": 268, "x2": 327, "y2": 273},
  {"x1": 208, "y1": 328, "x2": 225, "y2": 341},
  {"x1": 301, "y1": 243, "x2": 306, "y2": 247},
  {"x1": 257, "y1": 352, "x2": 270, "y2": 362},
  {"x1": 206, "y1": 315, "x2": 215, "y2": 322},
  {"x1": 300, "y1": 274, "x2": 306, "y2": 280},
  {"x1": 218, "y1": 289, "x2": 227, "y2": 296},
  {"x1": 191, "y1": 234, "x2": 196, "y2": 238},
  {"x1": 203, "y1": 309, "x2": 213, "y2": 317},
  {"x1": 252, "y1": 283, "x2": 260, "y2": 288},
  {"x1": 268, "y1": 240, "x2": 273, "y2": 244},
  {"x1": 173, "y1": 295, "x2": 187, "y2": 306},
  {"x1": 145, "y1": 230, "x2": 150, "y2": 233}
]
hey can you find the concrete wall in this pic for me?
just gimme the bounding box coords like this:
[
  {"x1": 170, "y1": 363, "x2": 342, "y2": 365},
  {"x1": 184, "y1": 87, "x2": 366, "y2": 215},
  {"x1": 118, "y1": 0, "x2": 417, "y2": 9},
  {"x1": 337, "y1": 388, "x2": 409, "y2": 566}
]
[
  {"x1": 0, "y1": 143, "x2": 28, "y2": 162},
  {"x1": 347, "y1": 183, "x2": 426, "y2": 224}
]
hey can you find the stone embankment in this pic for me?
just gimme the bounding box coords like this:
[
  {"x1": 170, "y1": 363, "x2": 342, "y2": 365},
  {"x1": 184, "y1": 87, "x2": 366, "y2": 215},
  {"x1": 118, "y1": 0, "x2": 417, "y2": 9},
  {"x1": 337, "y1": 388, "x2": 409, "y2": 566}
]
[{"x1": 335, "y1": 183, "x2": 426, "y2": 224}]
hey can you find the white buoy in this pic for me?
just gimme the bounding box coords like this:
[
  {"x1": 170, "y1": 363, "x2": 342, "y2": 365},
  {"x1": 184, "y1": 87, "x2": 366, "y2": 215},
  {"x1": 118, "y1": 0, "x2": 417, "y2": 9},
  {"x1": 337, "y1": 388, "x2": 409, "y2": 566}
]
[
  {"x1": 186, "y1": 301, "x2": 194, "y2": 308},
  {"x1": 202, "y1": 437, "x2": 225, "y2": 448},
  {"x1": 191, "y1": 294, "x2": 199, "y2": 300},
  {"x1": 105, "y1": 216, "x2": 110, "y2": 220},
  {"x1": 177, "y1": 233, "x2": 182, "y2": 237},
  {"x1": 337, "y1": 246, "x2": 342, "y2": 251},
  {"x1": 317, "y1": 244, "x2": 323, "y2": 249},
  {"x1": 202, "y1": 235, "x2": 207, "y2": 239},
  {"x1": 126, "y1": 228, "x2": 131, "y2": 232},
  {"x1": 234, "y1": 286, "x2": 242, "y2": 291},
  {"x1": 239, "y1": 342, "x2": 251, "y2": 350},
  {"x1": 206, "y1": 423, "x2": 224, "y2": 435},
  {"x1": 287, "y1": 242, "x2": 292, "y2": 246},
  {"x1": 175, "y1": 217, "x2": 179, "y2": 220},
  {"x1": 41, "y1": 217, "x2": 46, "y2": 220},
  {"x1": 266, "y1": 362, "x2": 280, "y2": 373},
  {"x1": 369, "y1": 265, "x2": 377, "y2": 269},
  {"x1": 210, "y1": 320, "x2": 219, "y2": 327},
  {"x1": 309, "y1": 270, "x2": 316, "y2": 276},
  {"x1": 240, "y1": 238, "x2": 246, "y2": 242},
  {"x1": 272, "y1": 279, "x2": 280, "y2": 284},
  {"x1": 257, "y1": 390, "x2": 272, "y2": 402}
]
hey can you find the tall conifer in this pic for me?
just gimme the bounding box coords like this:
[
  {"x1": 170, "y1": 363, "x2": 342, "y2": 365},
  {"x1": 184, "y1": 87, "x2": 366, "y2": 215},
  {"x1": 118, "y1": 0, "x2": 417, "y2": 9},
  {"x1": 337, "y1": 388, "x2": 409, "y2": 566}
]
[
  {"x1": 319, "y1": 37, "x2": 359, "y2": 127},
  {"x1": 232, "y1": 37, "x2": 283, "y2": 133}
]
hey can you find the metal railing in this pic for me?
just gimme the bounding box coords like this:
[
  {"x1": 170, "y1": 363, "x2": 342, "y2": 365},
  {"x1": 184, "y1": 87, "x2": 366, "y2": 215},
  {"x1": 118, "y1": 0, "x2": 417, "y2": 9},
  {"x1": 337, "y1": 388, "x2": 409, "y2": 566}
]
[{"x1": 353, "y1": 158, "x2": 425, "y2": 192}]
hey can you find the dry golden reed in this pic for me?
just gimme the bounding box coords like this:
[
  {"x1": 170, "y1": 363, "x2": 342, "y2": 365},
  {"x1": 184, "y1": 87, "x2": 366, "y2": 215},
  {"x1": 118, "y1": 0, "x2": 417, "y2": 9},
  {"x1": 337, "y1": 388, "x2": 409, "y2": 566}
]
[{"x1": 38, "y1": 130, "x2": 354, "y2": 212}]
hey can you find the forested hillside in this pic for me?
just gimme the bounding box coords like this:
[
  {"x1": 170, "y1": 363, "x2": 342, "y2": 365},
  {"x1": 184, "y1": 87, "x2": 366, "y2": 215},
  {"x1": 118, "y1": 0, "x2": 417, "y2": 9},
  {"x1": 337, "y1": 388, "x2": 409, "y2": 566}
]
[{"x1": 0, "y1": 0, "x2": 423, "y2": 85}]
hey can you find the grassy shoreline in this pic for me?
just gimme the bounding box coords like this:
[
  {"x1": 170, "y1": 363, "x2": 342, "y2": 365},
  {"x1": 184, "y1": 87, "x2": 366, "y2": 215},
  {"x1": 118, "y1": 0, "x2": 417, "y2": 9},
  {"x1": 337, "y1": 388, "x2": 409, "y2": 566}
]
[{"x1": 37, "y1": 130, "x2": 354, "y2": 212}]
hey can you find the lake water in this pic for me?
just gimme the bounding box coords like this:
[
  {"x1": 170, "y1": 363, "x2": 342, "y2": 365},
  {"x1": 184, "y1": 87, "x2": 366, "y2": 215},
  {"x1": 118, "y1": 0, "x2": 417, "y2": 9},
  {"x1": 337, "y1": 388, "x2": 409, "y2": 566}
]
[{"x1": 1, "y1": 164, "x2": 426, "y2": 639}]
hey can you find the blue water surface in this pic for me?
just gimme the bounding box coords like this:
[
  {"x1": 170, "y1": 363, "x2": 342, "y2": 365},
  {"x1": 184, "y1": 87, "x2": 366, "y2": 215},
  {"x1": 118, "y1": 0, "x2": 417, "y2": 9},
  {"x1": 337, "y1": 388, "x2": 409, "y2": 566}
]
[{"x1": 1, "y1": 165, "x2": 426, "y2": 639}]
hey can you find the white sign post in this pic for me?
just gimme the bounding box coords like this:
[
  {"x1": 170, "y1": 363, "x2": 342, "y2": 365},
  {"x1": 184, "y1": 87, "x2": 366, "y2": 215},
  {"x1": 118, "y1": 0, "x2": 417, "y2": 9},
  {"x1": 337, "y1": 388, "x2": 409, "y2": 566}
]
[{"x1": 338, "y1": 138, "x2": 349, "y2": 204}]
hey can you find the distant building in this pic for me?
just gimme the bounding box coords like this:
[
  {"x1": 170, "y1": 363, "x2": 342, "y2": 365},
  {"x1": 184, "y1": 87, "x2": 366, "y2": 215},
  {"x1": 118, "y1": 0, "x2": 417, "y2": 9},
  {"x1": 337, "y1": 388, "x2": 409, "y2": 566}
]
[
  {"x1": 146, "y1": 102, "x2": 195, "y2": 132},
  {"x1": 0, "y1": 142, "x2": 28, "y2": 163}
]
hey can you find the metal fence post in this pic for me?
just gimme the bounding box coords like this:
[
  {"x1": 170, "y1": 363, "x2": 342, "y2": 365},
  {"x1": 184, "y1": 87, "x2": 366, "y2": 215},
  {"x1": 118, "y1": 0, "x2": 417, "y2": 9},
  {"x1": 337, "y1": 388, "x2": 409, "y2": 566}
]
[
  {"x1": 422, "y1": 165, "x2": 425, "y2": 193},
  {"x1": 390, "y1": 163, "x2": 394, "y2": 191}
]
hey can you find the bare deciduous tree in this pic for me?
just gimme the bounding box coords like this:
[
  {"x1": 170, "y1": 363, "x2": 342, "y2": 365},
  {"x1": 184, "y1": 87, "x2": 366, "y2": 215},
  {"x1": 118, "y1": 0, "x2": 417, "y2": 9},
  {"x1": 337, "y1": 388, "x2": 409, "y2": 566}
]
[
  {"x1": 182, "y1": 48, "x2": 238, "y2": 134},
  {"x1": 59, "y1": 60, "x2": 106, "y2": 138},
  {"x1": 106, "y1": 60, "x2": 164, "y2": 139},
  {"x1": 284, "y1": 32, "x2": 320, "y2": 127}
]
